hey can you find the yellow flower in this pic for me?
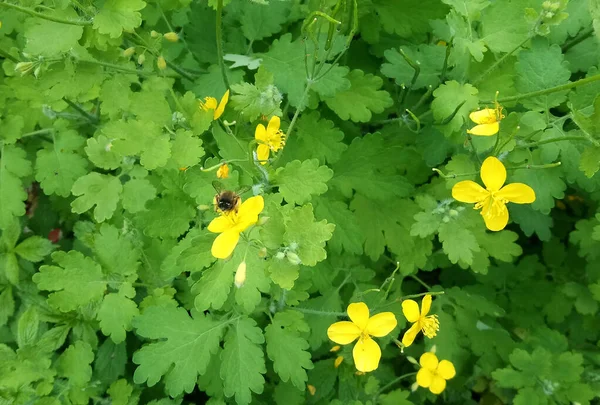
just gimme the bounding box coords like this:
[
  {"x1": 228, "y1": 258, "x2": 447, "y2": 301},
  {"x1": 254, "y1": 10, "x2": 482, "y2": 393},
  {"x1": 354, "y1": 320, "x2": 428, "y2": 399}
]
[
  {"x1": 416, "y1": 352, "x2": 456, "y2": 395},
  {"x1": 401, "y1": 294, "x2": 439, "y2": 347},
  {"x1": 200, "y1": 89, "x2": 230, "y2": 120},
  {"x1": 327, "y1": 302, "x2": 397, "y2": 373},
  {"x1": 207, "y1": 195, "x2": 264, "y2": 259},
  {"x1": 452, "y1": 156, "x2": 536, "y2": 231},
  {"x1": 255, "y1": 116, "x2": 285, "y2": 165},
  {"x1": 216, "y1": 163, "x2": 229, "y2": 179},
  {"x1": 467, "y1": 104, "x2": 504, "y2": 136}
]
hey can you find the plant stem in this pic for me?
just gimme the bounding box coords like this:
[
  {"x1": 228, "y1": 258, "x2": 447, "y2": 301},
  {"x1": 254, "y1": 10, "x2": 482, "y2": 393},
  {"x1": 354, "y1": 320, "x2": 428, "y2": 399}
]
[
  {"x1": 77, "y1": 58, "x2": 180, "y2": 78},
  {"x1": 375, "y1": 372, "x2": 417, "y2": 396},
  {"x1": 516, "y1": 135, "x2": 593, "y2": 149},
  {"x1": 284, "y1": 81, "x2": 312, "y2": 139},
  {"x1": 561, "y1": 27, "x2": 594, "y2": 53},
  {"x1": 0, "y1": 47, "x2": 18, "y2": 63},
  {"x1": 293, "y1": 307, "x2": 346, "y2": 317},
  {"x1": 483, "y1": 74, "x2": 600, "y2": 104},
  {"x1": 62, "y1": 97, "x2": 98, "y2": 123},
  {"x1": 472, "y1": 35, "x2": 532, "y2": 85},
  {"x1": 20, "y1": 128, "x2": 55, "y2": 138},
  {"x1": 409, "y1": 275, "x2": 432, "y2": 291},
  {"x1": 215, "y1": 0, "x2": 230, "y2": 90},
  {"x1": 0, "y1": 2, "x2": 92, "y2": 25}
]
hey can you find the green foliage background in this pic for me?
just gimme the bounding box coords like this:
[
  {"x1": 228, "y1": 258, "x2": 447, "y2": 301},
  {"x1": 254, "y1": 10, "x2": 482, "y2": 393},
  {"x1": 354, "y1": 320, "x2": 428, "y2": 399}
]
[{"x1": 1, "y1": 0, "x2": 600, "y2": 404}]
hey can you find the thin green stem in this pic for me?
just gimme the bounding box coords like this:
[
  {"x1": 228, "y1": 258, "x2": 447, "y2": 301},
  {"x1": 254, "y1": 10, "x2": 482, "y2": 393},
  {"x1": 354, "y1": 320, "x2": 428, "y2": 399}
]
[
  {"x1": 375, "y1": 372, "x2": 417, "y2": 396},
  {"x1": 0, "y1": 2, "x2": 92, "y2": 25},
  {"x1": 409, "y1": 275, "x2": 431, "y2": 291},
  {"x1": 215, "y1": 0, "x2": 230, "y2": 90},
  {"x1": 0, "y1": 47, "x2": 18, "y2": 63},
  {"x1": 77, "y1": 58, "x2": 180, "y2": 78},
  {"x1": 284, "y1": 81, "x2": 312, "y2": 140},
  {"x1": 466, "y1": 135, "x2": 482, "y2": 165},
  {"x1": 62, "y1": 98, "x2": 98, "y2": 123},
  {"x1": 433, "y1": 162, "x2": 561, "y2": 179},
  {"x1": 472, "y1": 35, "x2": 532, "y2": 85},
  {"x1": 483, "y1": 74, "x2": 600, "y2": 104},
  {"x1": 293, "y1": 308, "x2": 347, "y2": 317},
  {"x1": 401, "y1": 291, "x2": 444, "y2": 301},
  {"x1": 516, "y1": 135, "x2": 593, "y2": 149},
  {"x1": 561, "y1": 27, "x2": 594, "y2": 53},
  {"x1": 20, "y1": 128, "x2": 55, "y2": 138}
]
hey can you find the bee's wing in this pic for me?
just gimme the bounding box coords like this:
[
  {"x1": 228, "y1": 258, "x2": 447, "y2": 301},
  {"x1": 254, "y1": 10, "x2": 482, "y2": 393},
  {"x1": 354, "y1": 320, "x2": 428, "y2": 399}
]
[
  {"x1": 236, "y1": 185, "x2": 252, "y2": 196},
  {"x1": 212, "y1": 180, "x2": 225, "y2": 193}
]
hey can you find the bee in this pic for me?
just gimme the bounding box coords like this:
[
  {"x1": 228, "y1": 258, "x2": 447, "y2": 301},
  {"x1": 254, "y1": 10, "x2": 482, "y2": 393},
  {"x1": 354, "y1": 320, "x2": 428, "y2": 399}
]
[{"x1": 212, "y1": 181, "x2": 249, "y2": 214}]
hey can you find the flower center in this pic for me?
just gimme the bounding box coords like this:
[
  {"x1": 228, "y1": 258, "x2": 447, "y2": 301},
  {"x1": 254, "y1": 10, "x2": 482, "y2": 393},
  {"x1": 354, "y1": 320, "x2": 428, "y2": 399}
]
[
  {"x1": 474, "y1": 193, "x2": 507, "y2": 219},
  {"x1": 420, "y1": 315, "x2": 440, "y2": 338},
  {"x1": 267, "y1": 130, "x2": 285, "y2": 151}
]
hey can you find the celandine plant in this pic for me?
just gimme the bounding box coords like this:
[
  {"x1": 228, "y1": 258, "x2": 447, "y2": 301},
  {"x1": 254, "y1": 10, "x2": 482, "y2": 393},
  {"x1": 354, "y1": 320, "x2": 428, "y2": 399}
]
[{"x1": 0, "y1": 0, "x2": 599, "y2": 404}]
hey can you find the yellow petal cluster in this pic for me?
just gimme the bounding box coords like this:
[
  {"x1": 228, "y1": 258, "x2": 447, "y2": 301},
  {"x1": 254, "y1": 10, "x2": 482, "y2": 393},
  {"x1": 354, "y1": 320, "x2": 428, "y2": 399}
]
[
  {"x1": 208, "y1": 195, "x2": 264, "y2": 259},
  {"x1": 200, "y1": 89, "x2": 230, "y2": 120},
  {"x1": 327, "y1": 302, "x2": 397, "y2": 372},
  {"x1": 401, "y1": 294, "x2": 439, "y2": 347},
  {"x1": 255, "y1": 116, "x2": 285, "y2": 164},
  {"x1": 216, "y1": 163, "x2": 229, "y2": 179},
  {"x1": 467, "y1": 104, "x2": 504, "y2": 136},
  {"x1": 416, "y1": 352, "x2": 456, "y2": 394},
  {"x1": 452, "y1": 156, "x2": 536, "y2": 231}
]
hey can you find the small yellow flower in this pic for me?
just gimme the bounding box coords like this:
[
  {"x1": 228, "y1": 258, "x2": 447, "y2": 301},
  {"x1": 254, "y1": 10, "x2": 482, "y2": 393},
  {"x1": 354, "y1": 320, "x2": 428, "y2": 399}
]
[
  {"x1": 334, "y1": 356, "x2": 344, "y2": 368},
  {"x1": 452, "y1": 156, "x2": 536, "y2": 231},
  {"x1": 416, "y1": 352, "x2": 456, "y2": 395},
  {"x1": 327, "y1": 302, "x2": 397, "y2": 373},
  {"x1": 216, "y1": 163, "x2": 229, "y2": 179},
  {"x1": 467, "y1": 104, "x2": 504, "y2": 136},
  {"x1": 208, "y1": 196, "x2": 264, "y2": 259},
  {"x1": 255, "y1": 116, "x2": 285, "y2": 165},
  {"x1": 200, "y1": 90, "x2": 230, "y2": 120},
  {"x1": 401, "y1": 294, "x2": 439, "y2": 347},
  {"x1": 163, "y1": 32, "x2": 179, "y2": 42}
]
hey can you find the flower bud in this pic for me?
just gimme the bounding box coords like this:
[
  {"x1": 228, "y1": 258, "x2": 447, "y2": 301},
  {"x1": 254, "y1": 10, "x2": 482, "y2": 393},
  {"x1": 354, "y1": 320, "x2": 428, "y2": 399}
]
[
  {"x1": 258, "y1": 247, "x2": 267, "y2": 258},
  {"x1": 257, "y1": 216, "x2": 270, "y2": 226},
  {"x1": 286, "y1": 251, "x2": 302, "y2": 265},
  {"x1": 234, "y1": 261, "x2": 247, "y2": 288},
  {"x1": 151, "y1": 30, "x2": 160, "y2": 38},
  {"x1": 197, "y1": 204, "x2": 211, "y2": 211},
  {"x1": 334, "y1": 356, "x2": 343, "y2": 368},
  {"x1": 448, "y1": 209, "x2": 459, "y2": 217},
  {"x1": 307, "y1": 385, "x2": 316, "y2": 396},
  {"x1": 137, "y1": 53, "x2": 146, "y2": 65},
  {"x1": 274, "y1": 251, "x2": 285, "y2": 260},
  {"x1": 157, "y1": 56, "x2": 167, "y2": 70},
  {"x1": 330, "y1": 345, "x2": 341, "y2": 352},
  {"x1": 406, "y1": 356, "x2": 418, "y2": 365},
  {"x1": 123, "y1": 47, "x2": 135, "y2": 57},
  {"x1": 411, "y1": 382, "x2": 419, "y2": 392},
  {"x1": 14, "y1": 61, "x2": 34, "y2": 76},
  {"x1": 163, "y1": 32, "x2": 179, "y2": 42}
]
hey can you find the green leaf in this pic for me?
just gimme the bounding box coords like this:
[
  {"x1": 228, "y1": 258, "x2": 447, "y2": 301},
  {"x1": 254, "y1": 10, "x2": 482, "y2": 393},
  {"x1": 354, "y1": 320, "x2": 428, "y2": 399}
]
[
  {"x1": 284, "y1": 204, "x2": 335, "y2": 266},
  {"x1": 175, "y1": 231, "x2": 217, "y2": 276},
  {"x1": 480, "y1": 0, "x2": 538, "y2": 53},
  {"x1": 314, "y1": 197, "x2": 364, "y2": 255},
  {"x1": 130, "y1": 89, "x2": 173, "y2": 127},
  {"x1": 373, "y1": 0, "x2": 449, "y2": 37},
  {"x1": 478, "y1": 230, "x2": 523, "y2": 262},
  {"x1": 17, "y1": 306, "x2": 39, "y2": 348},
  {"x1": 236, "y1": 0, "x2": 292, "y2": 41},
  {"x1": 511, "y1": 164, "x2": 566, "y2": 214},
  {"x1": 167, "y1": 130, "x2": 205, "y2": 170},
  {"x1": 132, "y1": 306, "x2": 226, "y2": 396},
  {"x1": 71, "y1": 172, "x2": 123, "y2": 222},
  {"x1": 35, "y1": 129, "x2": 88, "y2": 197},
  {"x1": 58, "y1": 341, "x2": 94, "y2": 386},
  {"x1": 515, "y1": 39, "x2": 571, "y2": 111},
  {"x1": 279, "y1": 111, "x2": 347, "y2": 165},
  {"x1": 192, "y1": 258, "x2": 235, "y2": 312},
  {"x1": 85, "y1": 135, "x2": 122, "y2": 170},
  {"x1": 93, "y1": 0, "x2": 147, "y2": 38},
  {"x1": 431, "y1": 80, "x2": 479, "y2": 135},
  {"x1": 379, "y1": 389, "x2": 414, "y2": 405},
  {"x1": 24, "y1": 8, "x2": 84, "y2": 56},
  {"x1": 99, "y1": 75, "x2": 136, "y2": 119},
  {"x1": 14, "y1": 236, "x2": 55, "y2": 262},
  {"x1": 33, "y1": 251, "x2": 106, "y2": 312},
  {"x1": 260, "y1": 34, "x2": 306, "y2": 106},
  {"x1": 446, "y1": 10, "x2": 488, "y2": 63},
  {"x1": 312, "y1": 65, "x2": 351, "y2": 98},
  {"x1": 108, "y1": 379, "x2": 134, "y2": 405},
  {"x1": 0, "y1": 287, "x2": 15, "y2": 327},
  {"x1": 0, "y1": 145, "x2": 32, "y2": 228},
  {"x1": 122, "y1": 178, "x2": 157, "y2": 214},
  {"x1": 274, "y1": 160, "x2": 333, "y2": 205},
  {"x1": 265, "y1": 310, "x2": 313, "y2": 390},
  {"x1": 231, "y1": 67, "x2": 283, "y2": 121},
  {"x1": 98, "y1": 293, "x2": 139, "y2": 343},
  {"x1": 220, "y1": 317, "x2": 266, "y2": 405},
  {"x1": 580, "y1": 145, "x2": 600, "y2": 177},
  {"x1": 439, "y1": 222, "x2": 480, "y2": 264},
  {"x1": 382, "y1": 45, "x2": 446, "y2": 89},
  {"x1": 137, "y1": 195, "x2": 195, "y2": 238},
  {"x1": 267, "y1": 259, "x2": 300, "y2": 290},
  {"x1": 324, "y1": 69, "x2": 393, "y2": 122}
]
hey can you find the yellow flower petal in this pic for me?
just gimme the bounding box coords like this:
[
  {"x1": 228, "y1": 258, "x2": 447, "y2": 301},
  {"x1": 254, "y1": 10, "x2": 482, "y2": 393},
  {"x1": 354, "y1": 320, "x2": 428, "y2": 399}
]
[
  {"x1": 467, "y1": 122, "x2": 499, "y2": 136},
  {"x1": 480, "y1": 156, "x2": 506, "y2": 192},
  {"x1": 402, "y1": 299, "x2": 420, "y2": 323},
  {"x1": 421, "y1": 294, "x2": 432, "y2": 317},
  {"x1": 214, "y1": 89, "x2": 229, "y2": 120},
  {"x1": 496, "y1": 183, "x2": 536, "y2": 204},
  {"x1": 366, "y1": 312, "x2": 397, "y2": 337},
  {"x1": 267, "y1": 115, "x2": 281, "y2": 135},
  {"x1": 420, "y1": 352, "x2": 439, "y2": 371},
  {"x1": 469, "y1": 108, "x2": 497, "y2": 125},
  {"x1": 437, "y1": 360, "x2": 456, "y2": 380},
  {"x1": 208, "y1": 215, "x2": 234, "y2": 233},
  {"x1": 352, "y1": 337, "x2": 381, "y2": 372},
  {"x1": 347, "y1": 302, "x2": 370, "y2": 330},
  {"x1": 429, "y1": 375, "x2": 447, "y2": 395},
  {"x1": 203, "y1": 97, "x2": 218, "y2": 111},
  {"x1": 211, "y1": 229, "x2": 240, "y2": 259},
  {"x1": 237, "y1": 195, "x2": 264, "y2": 220},
  {"x1": 216, "y1": 163, "x2": 229, "y2": 179},
  {"x1": 416, "y1": 367, "x2": 434, "y2": 388},
  {"x1": 452, "y1": 181, "x2": 489, "y2": 203},
  {"x1": 401, "y1": 322, "x2": 421, "y2": 347},
  {"x1": 327, "y1": 321, "x2": 361, "y2": 345},
  {"x1": 257, "y1": 144, "x2": 270, "y2": 164},
  {"x1": 255, "y1": 124, "x2": 268, "y2": 143},
  {"x1": 481, "y1": 201, "x2": 509, "y2": 231}
]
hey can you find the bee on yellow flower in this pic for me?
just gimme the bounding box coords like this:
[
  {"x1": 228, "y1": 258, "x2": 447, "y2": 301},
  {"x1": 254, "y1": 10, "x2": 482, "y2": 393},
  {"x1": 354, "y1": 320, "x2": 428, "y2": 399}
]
[
  {"x1": 467, "y1": 102, "x2": 505, "y2": 136},
  {"x1": 255, "y1": 116, "x2": 285, "y2": 165},
  {"x1": 401, "y1": 294, "x2": 439, "y2": 347},
  {"x1": 416, "y1": 352, "x2": 456, "y2": 395},
  {"x1": 452, "y1": 156, "x2": 536, "y2": 231},
  {"x1": 327, "y1": 302, "x2": 397, "y2": 372},
  {"x1": 199, "y1": 90, "x2": 230, "y2": 120}
]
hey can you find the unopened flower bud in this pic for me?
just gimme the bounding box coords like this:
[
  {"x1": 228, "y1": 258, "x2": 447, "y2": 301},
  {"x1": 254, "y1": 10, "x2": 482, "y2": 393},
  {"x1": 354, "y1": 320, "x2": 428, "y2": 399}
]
[
  {"x1": 163, "y1": 32, "x2": 179, "y2": 42},
  {"x1": 258, "y1": 247, "x2": 267, "y2": 258},
  {"x1": 406, "y1": 356, "x2": 418, "y2": 365},
  {"x1": 330, "y1": 345, "x2": 341, "y2": 352},
  {"x1": 307, "y1": 385, "x2": 316, "y2": 396},
  {"x1": 137, "y1": 53, "x2": 146, "y2": 65},
  {"x1": 286, "y1": 251, "x2": 302, "y2": 265},
  {"x1": 234, "y1": 261, "x2": 247, "y2": 288},
  {"x1": 430, "y1": 344, "x2": 437, "y2": 354},
  {"x1": 442, "y1": 215, "x2": 450, "y2": 223},
  {"x1": 151, "y1": 30, "x2": 160, "y2": 38},
  {"x1": 274, "y1": 251, "x2": 285, "y2": 260},
  {"x1": 14, "y1": 61, "x2": 34, "y2": 76},
  {"x1": 123, "y1": 47, "x2": 135, "y2": 57},
  {"x1": 334, "y1": 356, "x2": 343, "y2": 368},
  {"x1": 105, "y1": 142, "x2": 113, "y2": 152},
  {"x1": 257, "y1": 216, "x2": 269, "y2": 226},
  {"x1": 448, "y1": 209, "x2": 459, "y2": 217},
  {"x1": 197, "y1": 204, "x2": 211, "y2": 211},
  {"x1": 411, "y1": 382, "x2": 419, "y2": 392},
  {"x1": 157, "y1": 56, "x2": 167, "y2": 70}
]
